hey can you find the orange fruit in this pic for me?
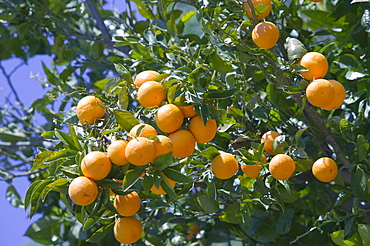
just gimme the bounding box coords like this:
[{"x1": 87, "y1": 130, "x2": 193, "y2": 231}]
[
  {"x1": 179, "y1": 105, "x2": 197, "y2": 118},
  {"x1": 150, "y1": 173, "x2": 176, "y2": 195},
  {"x1": 134, "y1": 70, "x2": 160, "y2": 87},
  {"x1": 113, "y1": 191, "x2": 141, "y2": 216},
  {"x1": 114, "y1": 217, "x2": 142, "y2": 244},
  {"x1": 312, "y1": 157, "x2": 338, "y2": 182},
  {"x1": 298, "y1": 52, "x2": 329, "y2": 81},
  {"x1": 81, "y1": 151, "x2": 112, "y2": 180},
  {"x1": 152, "y1": 135, "x2": 174, "y2": 161},
  {"x1": 107, "y1": 140, "x2": 129, "y2": 166},
  {"x1": 269, "y1": 154, "x2": 295, "y2": 180},
  {"x1": 261, "y1": 131, "x2": 281, "y2": 155},
  {"x1": 125, "y1": 137, "x2": 155, "y2": 166},
  {"x1": 137, "y1": 81, "x2": 166, "y2": 108},
  {"x1": 252, "y1": 21, "x2": 279, "y2": 49},
  {"x1": 168, "y1": 130, "x2": 196, "y2": 158},
  {"x1": 188, "y1": 116, "x2": 217, "y2": 144},
  {"x1": 129, "y1": 123, "x2": 157, "y2": 138},
  {"x1": 240, "y1": 150, "x2": 267, "y2": 178},
  {"x1": 211, "y1": 152, "x2": 239, "y2": 179},
  {"x1": 68, "y1": 176, "x2": 98, "y2": 206},
  {"x1": 321, "y1": 80, "x2": 346, "y2": 111},
  {"x1": 155, "y1": 104, "x2": 184, "y2": 133},
  {"x1": 306, "y1": 79, "x2": 335, "y2": 108},
  {"x1": 243, "y1": 0, "x2": 272, "y2": 20},
  {"x1": 76, "y1": 95, "x2": 105, "y2": 124},
  {"x1": 187, "y1": 224, "x2": 201, "y2": 236}
]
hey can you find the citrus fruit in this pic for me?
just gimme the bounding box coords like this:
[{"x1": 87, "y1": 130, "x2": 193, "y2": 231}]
[
  {"x1": 187, "y1": 224, "x2": 201, "y2": 236},
  {"x1": 306, "y1": 79, "x2": 335, "y2": 108},
  {"x1": 150, "y1": 173, "x2": 176, "y2": 195},
  {"x1": 261, "y1": 130, "x2": 281, "y2": 155},
  {"x1": 113, "y1": 191, "x2": 141, "y2": 217},
  {"x1": 155, "y1": 104, "x2": 184, "y2": 133},
  {"x1": 114, "y1": 217, "x2": 142, "y2": 244},
  {"x1": 68, "y1": 176, "x2": 98, "y2": 206},
  {"x1": 137, "y1": 81, "x2": 166, "y2": 108},
  {"x1": 152, "y1": 135, "x2": 174, "y2": 161},
  {"x1": 240, "y1": 150, "x2": 267, "y2": 178},
  {"x1": 298, "y1": 52, "x2": 328, "y2": 80},
  {"x1": 321, "y1": 80, "x2": 346, "y2": 111},
  {"x1": 134, "y1": 70, "x2": 160, "y2": 87},
  {"x1": 188, "y1": 115, "x2": 217, "y2": 144},
  {"x1": 312, "y1": 157, "x2": 338, "y2": 182},
  {"x1": 179, "y1": 104, "x2": 197, "y2": 118},
  {"x1": 125, "y1": 137, "x2": 155, "y2": 166},
  {"x1": 76, "y1": 95, "x2": 105, "y2": 124},
  {"x1": 243, "y1": 0, "x2": 272, "y2": 20},
  {"x1": 252, "y1": 21, "x2": 279, "y2": 49},
  {"x1": 107, "y1": 140, "x2": 129, "y2": 166},
  {"x1": 81, "y1": 151, "x2": 112, "y2": 180},
  {"x1": 168, "y1": 129, "x2": 196, "y2": 158},
  {"x1": 129, "y1": 123, "x2": 157, "y2": 138},
  {"x1": 211, "y1": 152, "x2": 239, "y2": 179},
  {"x1": 269, "y1": 154, "x2": 295, "y2": 180}
]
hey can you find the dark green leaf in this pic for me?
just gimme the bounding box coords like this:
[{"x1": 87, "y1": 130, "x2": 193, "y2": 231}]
[
  {"x1": 6, "y1": 184, "x2": 24, "y2": 208},
  {"x1": 123, "y1": 167, "x2": 146, "y2": 191},
  {"x1": 114, "y1": 110, "x2": 140, "y2": 132},
  {"x1": 276, "y1": 208, "x2": 294, "y2": 234},
  {"x1": 356, "y1": 135, "x2": 369, "y2": 161},
  {"x1": 162, "y1": 167, "x2": 193, "y2": 183},
  {"x1": 25, "y1": 216, "x2": 63, "y2": 245},
  {"x1": 220, "y1": 203, "x2": 243, "y2": 224},
  {"x1": 54, "y1": 129, "x2": 79, "y2": 151},
  {"x1": 197, "y1": 194, "x2": 219, "y2": 214},
  {"x1": 86, "y1": 221, "x2": 115, "y2": 243},
  {"x1": 153, "y1": 152, "x2": 174, "y2": 171},
  {"x1": 200, "y1": 147, "x2": 219, "y2": 161},
  {"x1": 161, "y1": 176, "x2": 177, "y2": 199},
  {"x1": 114, "y1": 64, "x2": 133, "y2": 84},
  {"x1": 209, "y1": 52, "x2": 234, "y2": 73}
]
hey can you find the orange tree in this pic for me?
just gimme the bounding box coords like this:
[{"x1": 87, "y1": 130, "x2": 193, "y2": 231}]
[{"x1": 1, "y1": 0, "x2": 370, "y2": 245}]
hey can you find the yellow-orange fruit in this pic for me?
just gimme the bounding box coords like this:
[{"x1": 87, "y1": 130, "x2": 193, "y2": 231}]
[
  {"x1": 243, "y1": 0, "x2": 272, "y2": 20},
  {"x1": 114, "y1": 217, "x2": 142, "y2": 244},
  {"x1": 113, "y1": 191, "x2": 141, "y2": 216},
  {"x1": 125, "y1": 137, "x2": 155, "y2": 166},
  {"x1": 261, "y1": 131, "x2": 281, "y2": 155},
  {"x1": 68, "y1": 176, "x2": 98, "y2": 206},
  {"x1": 152, "y1": 135, "x2": 174, "y2": 161},
  {"x1": 129, "y1": 123, "x2": 157, "y2": 138},
  {"x1": 134, "y1": 70, "x2": 160, "y2": 87},
  {"x1": 155, "y1": 104, "x2": 184, "y2": 133},
  {"x1": 137, "y1": 81, "x2": 166, "y2": 108},
  {"x1": 252, "y1": 21, "x2": 279, "y2": 49},
  {"x1": 298, "y1": 52, "x2": 329, "y2": 81},
  {"x1": 306, "y1": 79, "x2": 335, "y2": 108},
  {"x1": 150, "y1": 173, "x2": 176, "y2": 195},
  {"x1": 269, "y1": 154, "x2": 296, "y2": 180},
  {"x1": 312, "y1": 157, "x2": 338, "y2": 182},
  {"x1": 107, "y1": 140, "x2": 129, "y2": 166},
  {"x1": 241, "y1": 150, "x2": 267, "y2": 178},
  {"x1": 188, "y1": 116, "x2": 217, "y2": 144},
  {"x1": 211, "y1": 152, "x2": 239, "y2": 179},
  {"x1": 179, "y1": 105, "x2": 197, "y2": 118},
  {"x1": 76, "y1": 95, "x2": 105, "y2": 124},
  {"x1": 81, "y1": 151, "x2": 112, "y2": 180},
  {"x1": 321, "y1": 80, "x2": 346, "y2": 111},
  {"x1": 168, "y1": 130, "x2": 196, "y2": 158}
]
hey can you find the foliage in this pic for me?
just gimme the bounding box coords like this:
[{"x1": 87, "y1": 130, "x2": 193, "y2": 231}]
[{"x1": 1, "y1": 0, "x2": 370, "y2": 245}]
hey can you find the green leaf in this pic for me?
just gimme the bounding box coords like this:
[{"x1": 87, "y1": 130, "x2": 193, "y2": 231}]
[
  {"x1": 96, "y1": 179, "x2": 123, "y2": 188},
  {"x1": 0, "y1": 127, "x2": 27, "y2": 142},
  {"x1": 32, "y1": 151, "x2": 53, "y2": 172},
  {"x1": 167, "y1": 84, "x2": 179, "y2": 104},
  {"x1": 162, "y1": 168, "x2": 193, "y2": 183},
  {"x1": 123, "y1": 167, "x2": 146, "y2": 191},
  {"x1": 25, "y1": 180, "x2": 42, "y2": 210},
  {"x1": 29, "y1": 178, "x2": 54, "y2": 218},
  {"x1": 181, "y1": 10, "x2": 197, "y2": 22},
  {"x1": 114, "y1": 63, "x2": 133, "y2": 84},
  {"x1": 32, "y1": 149, "x2": 78, "y2": 172},
  {"x1": 6, "y1": 184, "x2": 24, "y2": 208},
  {"x1": 356, "y1": 135, "x2": 369, "y2": 161},
  {"x1": 200, "y1": 147, "x2": 219, "y2": 161},
  {"x1": 220, "y1": 203, "x2": 243, "y2": 224},
  {"x1": 206, "y1": 88, "x2": 238, "y2": 99},
  {"x1": 86, "y1": 221, "x2": 115, "y2": 243},
  {"x1": 294, "y1": 128, "x2": 308, "y2": 143},
  {"x1": 68, "y1": 125, "x2": 82, "y2": 151},
  {"x1": 276, "y1": 208, "x2": 294, "y2": 235},
  {"x1": 358, "y1": 224, "x2": 370, "y2": 245},
  {"x1": 285, "y1": 37, "x2": 307, "y2": 61},
  {"x1": 197, "y1": 194, "x2": 219, "y2": 214},
  {"x1": 40, "y1": 178, "x2": 69, "y2": 201},
  {"x1": 331, "y1": 230, "x2": 363, "y2": 246},
  {"x1": 351, "y1": 166, "x2": 369, "y2": 200},
  {"x1": 104, "y1": 77, "x2": 121, "y2": 95},
  {"x1": 160, "y1": 176, "x2": 177, "y2": 199},
  {"x1": 25, "y1": 216, "x2": 63, "y2": 245},
  {"x1": 209, "y1": 52, "x2": 234, "y2": 73},
  {"x1": 54, "y1": 129, "x2": 79, "y2": 151},
  {"x1": 101, "y1": 126, "x2": 121, "y2": 137},
  {"x1": 114, "y1": 110, "x2": 140, "y2": 132},
  {"x1": 118, "y1": 87, "x2": 129, "y2": 110},
  {"x1": 153, "y1": 152, "x2": 174, "y2": 171}
]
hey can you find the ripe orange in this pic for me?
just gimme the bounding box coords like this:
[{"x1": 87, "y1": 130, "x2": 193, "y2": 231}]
[
  {"x1": 243, "y1": 0, "x2": 272, "y2": 20},
  {"x1": 150, "y1": 173, "x2": 176, "y2": 195},
  {"x1": 252, "y1": 21, "x2": 279, "y2": 49},
  {"x1": 114, "y1": 217, "x2": 142, "y2": 244},
  {"x1": 261, "y1": 131, "x2": 281, "y2": 155},
  {"x1": 113, "y1": 191, "x2": 141, "y2": 217},
  {"x1": 81, "y1": 151, "x2": 112, "y2": 180},
  {"x1": 312, "y1": 157, "x2": 338, "y2": 182},
  {"x1": 168, "y1": 129, "x2": 196, "y2": 158},
  {"x1": 306, "y1": 79, "x2": 335, "y2": 108},
  {"x1": 321, "y1": 80, "x2": 346, "y2": 111},
  {"x1": 155, "y1": 104, "x2": 184, "y2": 133},
  {"x1": 298, "y1": 52, "x2": 328, "y2": 81},
  {"x1": 269, "y1": 154, "x2": 295, "y2": 180},
  {"x1": 137, "y1": 81, "x2": 166, "y2": 108},
  {"x1": 240, "y1": 150, "x2": 267, "y2": 178},
  {"x1": 152, "y1": 135, "x2": 174, "y2": 161},
  {"x1": 76, "y1": 95, "x2": 105, "y2": 124},
  {"x1": 125, "y1": 137, "x2": 155, "y2": 166},
  {"x1": 107, "y1": 140, "x2": 129, "y2": 166},
  {"x1": 134, "y1": 70, "x2": 160, "y2": 87},
  {"x1": 129, "y1": 123, "x2": 157, "y2": 138},
  {"x1": 68, "y1": 176, "x2": 98, "y2": 206},
  {"x1": 179, "y1": 105, "x2": 197, "y2": 118},
  {"x1": 188, "y1": 116, "x2": 217, "y2": 144},
  {"x1": 211, "y1": 152, "x2": 239, "y2": 179}
]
